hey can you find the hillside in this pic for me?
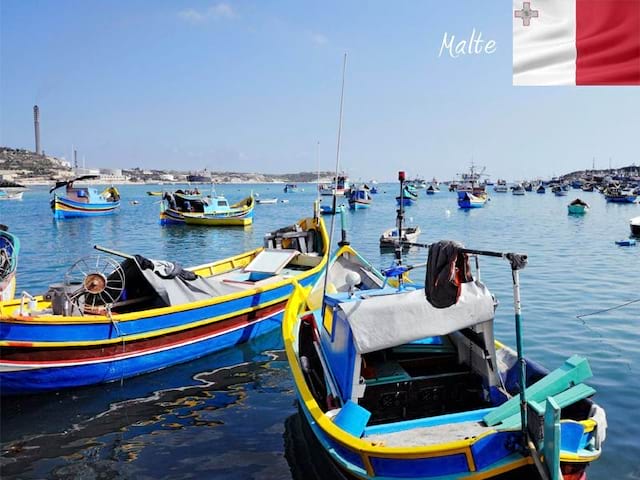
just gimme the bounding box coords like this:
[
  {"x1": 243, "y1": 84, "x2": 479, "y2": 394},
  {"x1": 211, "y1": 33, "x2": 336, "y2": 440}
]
[
  {"x1": 0, "y1": 146, "x2": 336, "y2": 183},
  {"x1": 0, "y1": 147, "x2": 72, "y2": 179}
]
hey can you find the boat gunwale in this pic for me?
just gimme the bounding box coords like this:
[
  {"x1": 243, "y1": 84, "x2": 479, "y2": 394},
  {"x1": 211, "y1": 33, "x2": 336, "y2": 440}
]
[
  {"x1": 1, "y1": 217, "x2": 328, "y2": 328},
  {"x1": 282, "y1": 283, "x2": 601, "y2": 463}
]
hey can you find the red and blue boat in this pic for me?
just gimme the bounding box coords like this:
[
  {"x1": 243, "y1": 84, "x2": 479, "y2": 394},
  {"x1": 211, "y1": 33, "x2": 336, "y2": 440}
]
[
  {"x1": 0, "y1": 211, "x2": 328, "y2": 395},
  {"x1": 50, "y1": 175, "x2": 120, "y2": 218}
]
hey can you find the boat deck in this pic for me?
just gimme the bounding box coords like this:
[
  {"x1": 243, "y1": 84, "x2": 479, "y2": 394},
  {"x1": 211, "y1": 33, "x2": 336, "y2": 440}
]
[{"x1": 364, "y1": 419, "x2": 492, "y2": 447}]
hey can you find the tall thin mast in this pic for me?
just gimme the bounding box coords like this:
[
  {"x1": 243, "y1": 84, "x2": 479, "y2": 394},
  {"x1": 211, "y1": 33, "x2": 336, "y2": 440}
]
[{"x1": 321, "y1": 53, "x2": 348, "y2": 298}]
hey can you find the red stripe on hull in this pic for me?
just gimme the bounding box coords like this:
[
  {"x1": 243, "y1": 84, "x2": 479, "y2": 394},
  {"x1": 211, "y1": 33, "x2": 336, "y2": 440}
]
[{"x1": 1, "y1": 301, "x2": 286, "y2": 364}]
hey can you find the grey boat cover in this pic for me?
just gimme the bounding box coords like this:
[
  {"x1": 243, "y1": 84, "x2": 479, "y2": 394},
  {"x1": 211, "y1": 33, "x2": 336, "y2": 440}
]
[
  {"x1": 339, "y1": 283, "x2": 494, "y2": 354},
  {"x1": 128, "y1": 256, "x2": 242, "y2": 306}
]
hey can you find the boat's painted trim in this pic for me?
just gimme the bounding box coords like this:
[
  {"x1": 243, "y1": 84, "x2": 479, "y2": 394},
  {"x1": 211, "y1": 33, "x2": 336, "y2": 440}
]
[
  {"x1": 52, "y1": 196, "x2": 120, "y2": 218},
  {"x1": 283, "y1": 283, "x2": 600, "y2": 478}
]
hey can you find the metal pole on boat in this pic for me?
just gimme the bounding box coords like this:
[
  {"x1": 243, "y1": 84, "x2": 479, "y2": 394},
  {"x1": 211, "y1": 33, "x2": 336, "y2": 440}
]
[
  {"x1": 396, "y1": 171, "x2": 406, "y2": 289},
  {"x1": 338, "y1": 205, "x2": 349, "y2": 246},
  {"x1": 507, "y1": 253, "x2": 529, "y2": 445}
]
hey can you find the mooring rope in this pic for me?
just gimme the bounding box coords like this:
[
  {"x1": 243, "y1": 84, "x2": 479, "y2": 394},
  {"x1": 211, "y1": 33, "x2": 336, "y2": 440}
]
[
  {"x1": 575, "y1": 298, "x2": 639, "y2": 372},
  {"x1": 576, "y1": 298, "x2": 640, "y2": 319}
]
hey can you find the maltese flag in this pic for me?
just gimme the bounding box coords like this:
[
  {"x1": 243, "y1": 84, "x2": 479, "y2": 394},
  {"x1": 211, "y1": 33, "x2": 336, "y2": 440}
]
[{"x1": 513, "y1": 0, "x2": 640, "y2": 85}]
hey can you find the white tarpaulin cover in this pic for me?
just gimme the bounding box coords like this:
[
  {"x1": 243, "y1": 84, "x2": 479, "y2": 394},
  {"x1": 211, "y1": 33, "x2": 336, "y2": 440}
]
[{"x1": 340, "y1": 282, "x2": 495, "y2": 354}]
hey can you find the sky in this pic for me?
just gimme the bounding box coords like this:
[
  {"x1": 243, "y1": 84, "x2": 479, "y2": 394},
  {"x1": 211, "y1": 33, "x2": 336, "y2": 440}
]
[{"x1": 1, "y1": 0, "x2": 639, "y2": 181}]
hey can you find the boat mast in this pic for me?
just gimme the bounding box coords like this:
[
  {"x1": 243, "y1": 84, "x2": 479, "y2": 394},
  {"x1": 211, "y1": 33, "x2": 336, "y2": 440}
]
[{"x1": 321, "y1": 52, "x2": 348, "y2": 297}]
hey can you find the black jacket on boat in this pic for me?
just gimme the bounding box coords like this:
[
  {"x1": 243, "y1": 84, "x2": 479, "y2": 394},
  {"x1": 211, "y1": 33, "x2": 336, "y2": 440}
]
[{"x1": 425, "y1": 240, "x2": 473, "y2": 308}]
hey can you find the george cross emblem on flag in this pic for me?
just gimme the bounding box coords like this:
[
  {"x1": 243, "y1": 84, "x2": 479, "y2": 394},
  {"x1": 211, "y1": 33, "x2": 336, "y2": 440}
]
[{"x1": 515, "y1": 2, "x2": 539, "y2": 27}]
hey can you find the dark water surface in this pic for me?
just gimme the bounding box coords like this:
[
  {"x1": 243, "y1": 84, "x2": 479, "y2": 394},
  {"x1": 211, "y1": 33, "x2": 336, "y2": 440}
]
[{"x1": 1, "y1": 184, "x2": 639, "y2": 478}]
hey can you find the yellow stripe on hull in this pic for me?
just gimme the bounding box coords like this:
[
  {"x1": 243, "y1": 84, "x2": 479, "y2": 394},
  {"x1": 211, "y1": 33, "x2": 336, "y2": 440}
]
[
  {"x1": 282, "y1": 283, "x2": 598, "y2": 478},
  {"x1": 183, "y1": 216, "x2": 252, "y2": 226}
]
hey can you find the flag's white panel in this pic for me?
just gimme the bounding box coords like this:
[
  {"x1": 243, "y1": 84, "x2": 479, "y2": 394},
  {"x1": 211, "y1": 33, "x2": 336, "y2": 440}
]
[{"x1": 513, "y1": 0, "x2": 577, "y2": 86}]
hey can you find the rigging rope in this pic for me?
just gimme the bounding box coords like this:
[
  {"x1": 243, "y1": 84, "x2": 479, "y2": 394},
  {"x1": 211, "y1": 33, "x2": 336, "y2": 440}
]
[{"x1": 576, "y1": 298, "x2": 640, "y2": 319}]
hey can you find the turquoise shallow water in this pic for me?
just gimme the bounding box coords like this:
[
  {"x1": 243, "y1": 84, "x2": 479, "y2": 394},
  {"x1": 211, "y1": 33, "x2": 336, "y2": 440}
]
[{"x1": 1, "y1": 184, "x2": 639, "y2": 479}]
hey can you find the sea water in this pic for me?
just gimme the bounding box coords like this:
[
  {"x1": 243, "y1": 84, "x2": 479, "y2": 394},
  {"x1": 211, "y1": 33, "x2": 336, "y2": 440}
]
[{"x1": 1, "y1": 184, "x2": 638, "y2": 478}]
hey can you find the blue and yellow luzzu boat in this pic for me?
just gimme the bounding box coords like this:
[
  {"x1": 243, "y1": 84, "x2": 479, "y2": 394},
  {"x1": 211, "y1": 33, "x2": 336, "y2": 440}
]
[
  {"x1": 0, "y1": 226, "x2": 20, "y2": 302},
  {"x1": 0, "y1": 212, "x2": 327, "y2": 395},
  {"x1": 283, "y1": 242, "x2": 607, "y2": 480},
  {"x1": 348, "y1": 185, "x2": 373, "y2": 210},
  {"x1": 50, "y1": 175, "x2": 120, "y2": 218},
  {"x1": 160, "y1": 190, "x2": 255, "y2": 226},
  {"x1": 457, "y1": 191, "x2": 486, "y2": 209}
]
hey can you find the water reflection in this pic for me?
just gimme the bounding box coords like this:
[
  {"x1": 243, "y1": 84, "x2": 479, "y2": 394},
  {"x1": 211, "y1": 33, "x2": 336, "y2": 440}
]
[{"x1": 1, "y1": 329, "x2": 289, "y2": 479}]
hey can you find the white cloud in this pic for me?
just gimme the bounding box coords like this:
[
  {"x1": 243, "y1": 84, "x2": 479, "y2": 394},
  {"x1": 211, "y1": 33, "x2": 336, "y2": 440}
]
[
  {"x1": 178, "y1": 3, "x2": 237, "y2": 23},
  {"x1": 310, "y1": 32, "x2": 328, "y2": 46}
]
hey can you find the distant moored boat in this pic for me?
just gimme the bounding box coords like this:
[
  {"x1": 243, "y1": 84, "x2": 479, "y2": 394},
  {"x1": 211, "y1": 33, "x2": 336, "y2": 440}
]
[
  {"x1": 568, "y1": 198, "x2": 590, "y2": 214},
  {"x1": 50, "y1": 175, "x2": 120, "y2": 218}
]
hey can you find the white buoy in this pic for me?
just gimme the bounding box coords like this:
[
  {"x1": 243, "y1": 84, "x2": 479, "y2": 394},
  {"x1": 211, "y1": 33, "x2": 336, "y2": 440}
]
[{"x1": 445, "y1": 209, "x2": 451, "y2": 217}]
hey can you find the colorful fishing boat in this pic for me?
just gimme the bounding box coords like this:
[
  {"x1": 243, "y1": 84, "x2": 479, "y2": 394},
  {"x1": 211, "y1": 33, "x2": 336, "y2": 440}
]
[
  {"x1": 283, "y1": 242, "x2": 607, "y2": 480},
  {"x1": 320, "y1": 202, "x2": 346, "y2": 215},
  {"x1": 395, "y1": 186, "x2": 418, "y2": 206},
  {"x1": 0, "y1": 226, "x2": 19, "y2": 302},
  {"x1": 604, "y1": 187, "x2": 637, "y2": 203},
  {"x1": 348, "y1": 185, "x2": 372, "y2": 210},
  {"x1": 457, "y1": 191, "x2": 486, "y2": 209},
  {"x1": 160, "y1": 190, "x2": 255, "y2": 226},
  {"x1": 0, "y1": 211, "x2": 328, "y2": 395},
  {"x1": 146, "y1": 191, "x2": 163, "y2": 196},
  {"x1": 50, "y1": 175, "x2": 121, "y2": 218},
  {"x1": 568, "y1": 198, "x2": 590, "y2": 215}
]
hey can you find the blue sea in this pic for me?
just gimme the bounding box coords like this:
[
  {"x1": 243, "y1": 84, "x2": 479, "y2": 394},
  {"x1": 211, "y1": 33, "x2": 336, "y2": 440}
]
[{"x1": 1, "y1": 184, "x2": 639, "y2": 479}]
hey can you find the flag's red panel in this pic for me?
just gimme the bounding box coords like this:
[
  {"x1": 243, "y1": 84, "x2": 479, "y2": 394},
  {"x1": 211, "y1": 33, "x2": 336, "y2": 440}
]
[{"x1": 576, "y1": 0, "x2": 640, "y2": 85}]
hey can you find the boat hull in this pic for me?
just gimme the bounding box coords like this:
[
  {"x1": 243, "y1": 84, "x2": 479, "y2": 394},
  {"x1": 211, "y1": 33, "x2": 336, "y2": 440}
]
[
  {"x1": 0, "y1": 301, "x2": 288, "y2": 395},
  {"x1": 1, "y1": 216, "x2": 327, "y2": 394},
  {"x1": 631, "y1": 221, "x2": 640, "y2": 237},
  {"x1": 395, "y1": 197, "x2": 416, "y2": 206},
  {"x1": 568, "y1": 205, "x2": 589, "y2": 214},
  {"x1": 1, "y1": 266, "x2": 322, "y2": 395},
  {"x1": 52, "y1": 196, "x2": 120, "y2": 218},
  {"x1": 349, "y1": 201, "x2": 370, "y2": 210},
  {"x1": 606, "y1": 195, "x2": 637, "y2": 203},
  {"x1": 0, "y1": 191, "x2": 23, "y2": 200},
  {"x1": 160, "y1": 207, "x2": 254, "y2": 226},
  {"x1": 285, "y1": 320, "x2": 600, "y2": 479},
  {"x1": 457, "y1": 192, "x2": 485, "y2": 209}
]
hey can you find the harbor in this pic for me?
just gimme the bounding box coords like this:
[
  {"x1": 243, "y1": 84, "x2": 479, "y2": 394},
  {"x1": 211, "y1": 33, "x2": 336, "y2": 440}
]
[
  {"x1": 1, "y1": 182, "x2": 638, "y2": 478},
  {"x1": 2, "y1": 1, "x2": 640, "y2": 478}
]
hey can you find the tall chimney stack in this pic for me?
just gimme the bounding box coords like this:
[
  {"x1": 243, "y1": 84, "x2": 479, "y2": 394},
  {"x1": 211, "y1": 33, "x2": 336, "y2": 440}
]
[{"x1": 33, "y1": 105, "x2": 41, "y2": 155}]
